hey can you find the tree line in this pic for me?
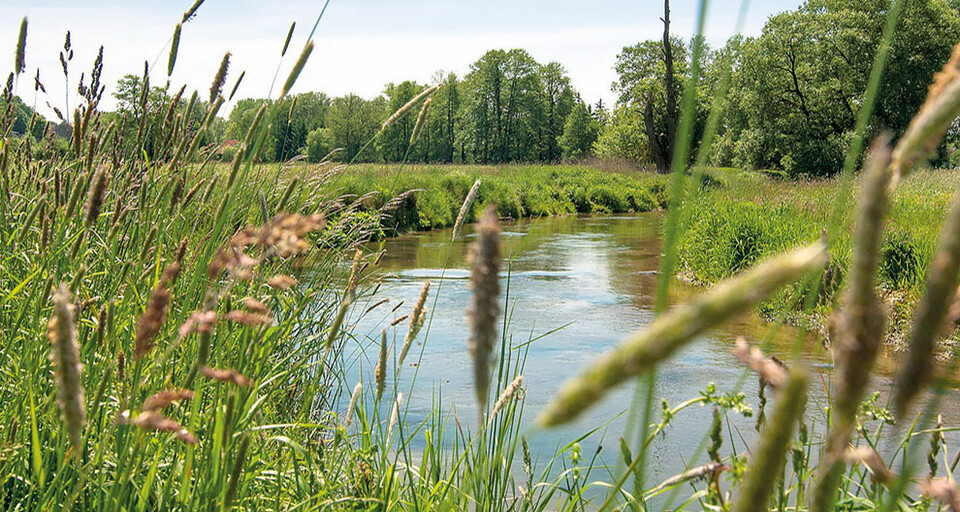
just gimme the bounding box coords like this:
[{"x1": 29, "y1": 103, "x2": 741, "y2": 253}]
[
  {"x1": 92, "y1": 48, "x2": 603, "y2": 165},
  {"x1": 229, "y1": 48, "x2": 604, "y2": 165},
  {"x1": 5, "y1": 0, "x2": 960, "y2": 177},
  {"x1": 599, "y1": 0, "x2": 960, "y2": 176}
]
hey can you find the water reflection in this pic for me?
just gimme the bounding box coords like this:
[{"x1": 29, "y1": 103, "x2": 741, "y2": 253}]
[{"x1": 343, "y1": 212, "x2": 959, "y2": 500}]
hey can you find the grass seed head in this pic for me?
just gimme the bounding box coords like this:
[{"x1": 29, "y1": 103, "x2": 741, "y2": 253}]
[
  {"x1": 209, "y1": 52, "x2": 230, "y2": 103},
  {"x1": 179, "y1": 311, "x2": 216, "y2": 338},
  {"x1": 398, "y1": 281, "x2": 430, "y2": 366},
  {"x1": 202, "y1": 366, "x2": 253, "y2": 387},
  {"x1": 733, "y1": 337, "x2": 786, "y2": 391},
  {"x1": 268, "y1": 274, "x2": 297, "y2": 290},
  {"x1": 452, "y1": 179, "x2": 482, "y2": 241},
  {"x1": 409, "y1": 97, "x2": 432, "y2": 146},
  {"x1": 15, "y1": 18, "x2": 27, "y2": 76},
  {"x1": 135, "y1": 284, "x2": 171, "y2": 359},
  {"x1": 84, "y1": 164, "x2": 110, "y2": 226},
  {"x1": 467, "y1": 205, "x2": 501, "y2": 419},
  {"x1": 387, "y1": 392, "x2": 403, "y2": 441},
  {"x1": 142, "y1": 389, "x2": 194, "y2": 412},
  {"x1": 131, "y1": 411, "x2": 197, "y2": 445},
  {"x1": 47, "y1": 283, "x2": 85, "y2": 448},
  {"x1": 279, "y1": 41, "x2": 313, "y2": 101},
  {"x1": 375, "y1": 329, "x2": 388, "y2": 401},
  {"x1": 919, "y1": 478, "x2": 960, "y2": 511},
  {"x1": 345, "y1": 382, "x2": 362, "y2": 428},
  {"x1": 225, "y1": 309, "x2": 272, "y2": 326},
  {"x1": 490, "y1": 375, "x2": 524, "y2": 422},
  {"x1": 382, "y1": 83, "x2": 441, "y2": 130}
]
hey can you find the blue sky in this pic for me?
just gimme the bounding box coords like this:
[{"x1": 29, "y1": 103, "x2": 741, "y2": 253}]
[{"x1": 0, "y1": 0, "x2": 803, "y2": 115}]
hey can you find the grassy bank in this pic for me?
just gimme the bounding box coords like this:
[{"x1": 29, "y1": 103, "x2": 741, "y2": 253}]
[
  {"x1": 324, "y1": 164, "x2": 668, "y2": 233},
  {"x1": 678, "y1": 168, "x2": 960, "y2": 344}
]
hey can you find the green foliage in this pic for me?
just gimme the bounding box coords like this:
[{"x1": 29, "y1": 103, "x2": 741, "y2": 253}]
[
  {"x1": 559, "y1": 100, "x2": 599, "y2": 160},
  {"x1": 273, "y1": 92, "x2": 330, "y2": 161},
  {"x1": 593, "y1": 104, "x2": 649, "y2": 163},
  {"x1": 16, "y1": 3, "x2": 960, "y2": 512},
  {"x1": 304, "y1": 126, "x2": 334, "y2": 162},
  {"x1": 325, "y1": 93, "x2": 386, "y2": 162},
  {"x1": 679, "y1": 169, "x2": 956, "y2": 319},
  {"x1": 377, "y1": 81, "x2": 423, "y2": 161},
  {"x1": 421, "y1": 72, "x2": 461, "y2": 163},
  {"x1": 1, "y1": 95, "x2": 47, "y2": 139},
  {"x1": 711, "y1": 0, "x2": 960, "y2": 177},
  {"x1": 460, "y1": 49, "x2": 576, "y2": 163},
  {"x1": 328, "y1": 164, "x2": 666, "y2": 233},
  {"x1": 610, "y1": 34, "x2": 710, "y2": 170}
]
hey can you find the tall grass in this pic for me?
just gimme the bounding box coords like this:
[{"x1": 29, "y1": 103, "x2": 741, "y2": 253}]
[{"x1": 677, "y1": 169, "x2": 960, "y2": 345}]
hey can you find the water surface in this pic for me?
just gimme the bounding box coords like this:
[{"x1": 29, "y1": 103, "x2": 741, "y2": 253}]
[{"x1": 344, "y1": 212, "x2": 959, "y2": 499}]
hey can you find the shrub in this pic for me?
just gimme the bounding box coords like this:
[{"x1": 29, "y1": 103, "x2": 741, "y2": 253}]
[
  {"x1": 880, "y1": 230, "x2": 923, "y2": 290},
  {"x1": 219, "y1": 144, "x2": 237, "y2": 162}
]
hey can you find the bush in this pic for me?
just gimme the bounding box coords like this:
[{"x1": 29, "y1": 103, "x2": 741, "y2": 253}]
[
  {"x1": 880, "y1": 230, "x2": 923, "y2": 289},
  {"x1": 781, "y1": 132, "x2": 848, "y2": 178},
  {"x1": 219, "y1": 145, "x2": 237, "y2": 162}
]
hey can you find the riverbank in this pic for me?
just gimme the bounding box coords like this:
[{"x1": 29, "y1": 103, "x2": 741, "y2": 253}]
[
  {"x1": 678, "y1": 167, "x2": 960, "y2": 350},
  {"x1": 321, "y1": 163, "x2": 669, "y2": 232},
  {"x1": 299, "y1": 162, "x2": 958, "y2": 349}
]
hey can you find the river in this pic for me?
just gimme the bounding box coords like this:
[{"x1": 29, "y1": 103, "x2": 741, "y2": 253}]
[{"x1": 343, "y1": 212, "x2": 960, "y2": 504}]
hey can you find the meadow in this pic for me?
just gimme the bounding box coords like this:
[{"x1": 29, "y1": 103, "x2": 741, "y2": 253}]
[
  {"x1": 677, "y1": 168, "x2": 960, "y2": 347},
  {"x1": 8, "y1": 0, "x2": 960, "y2": 510},
  {"x1": 230, "y1": 162, "x2": 668, "y2": 233}
]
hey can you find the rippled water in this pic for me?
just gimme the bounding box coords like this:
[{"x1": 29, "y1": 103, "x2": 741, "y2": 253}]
[{"x1": 341, "y1": 212, "x2": 960, "y2": 503}]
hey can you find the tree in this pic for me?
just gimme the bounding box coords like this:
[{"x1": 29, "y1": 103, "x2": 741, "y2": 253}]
[
  {"x1": 538, "y1": 62, "x2": 576, "y2": 161},
  {"x1": 560, "y1": 100, "x2": 599, "y2": 160},
  {"x1": 227, "y1": 98, "x2": 274, "y2": 160},
  {"x1": 378, "y1": 81, "x2": 422, "y2": 162},
  {"x1": 113, "y1": 74, "x2": 168, "y2": 117},
  {"x1": 273, "y1": 92, "x2": 330, "y2": 161},
  {"x1": 713, "y1": 0, "x2": 960, "y2": 176},
  {"x1": 111, "y1": 75, "x2": 208, "y2": 160},
  {"x1": 426, "y1": 72, "x2": 461, "y2": 163},
  {"x1": 462, "y1": 49, "x2": 576, "y2": 163},
  {"x1": 1, "y1": 95, "x2": 47, "y2": 139},
  {"x1": 613, "y1": 0, "x2": 680, "y2": 172},
  {"x1": 326, "y1": 93, "x2": 386, "y2": 162},
  {"x1": 305, "y1": 127, "x2": 335, "y2": 162},
  {"x1": 594, "y1": 105, "x2": 650, "y2": 163}
]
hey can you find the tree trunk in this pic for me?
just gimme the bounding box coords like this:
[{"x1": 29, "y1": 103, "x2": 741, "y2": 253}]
[
  {"x1": 644, "y1": 101, "x2": 670, "y2": 173},
  {"x1": 660, "y1": 0, "x2": 677, "y2": 173}
]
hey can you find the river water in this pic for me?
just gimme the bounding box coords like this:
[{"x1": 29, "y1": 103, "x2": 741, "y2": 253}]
[{"x1": 343, "y1": 212, "x2": 960, "y2": 501}]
